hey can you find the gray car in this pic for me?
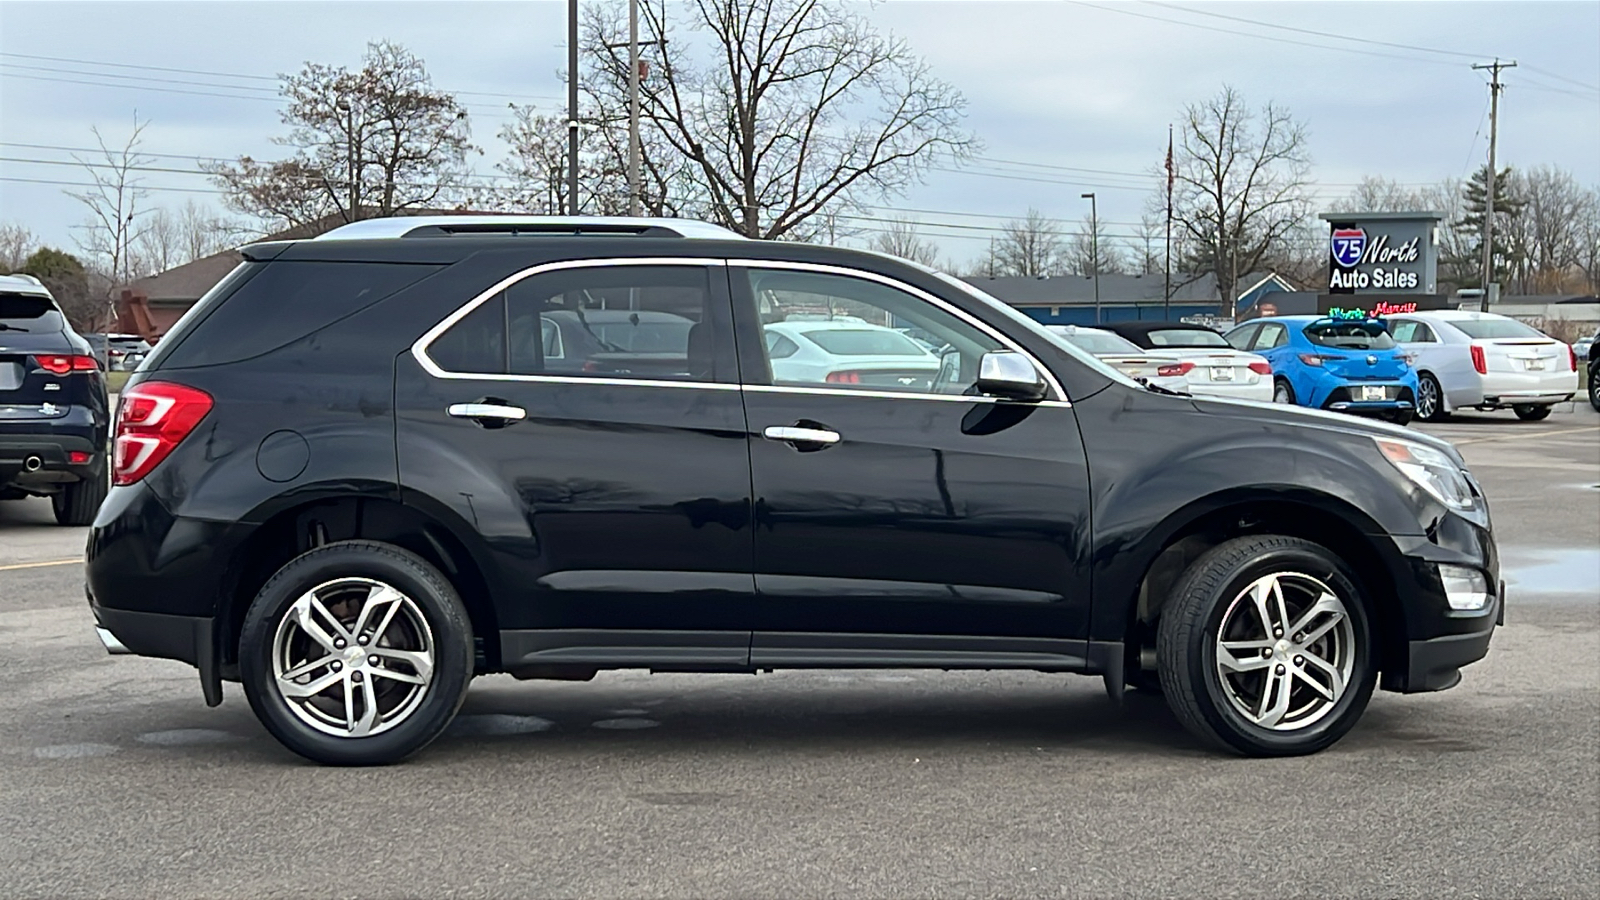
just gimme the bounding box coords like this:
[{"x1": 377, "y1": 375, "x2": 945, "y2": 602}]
[{"x1": 1387, "y1": 311, "x2": 1579, "y2": 421}]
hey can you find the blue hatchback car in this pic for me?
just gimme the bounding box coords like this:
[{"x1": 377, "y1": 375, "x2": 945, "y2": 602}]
[{"x1": 1225, "y1": 316, "x2": 1419, "y2": 424}]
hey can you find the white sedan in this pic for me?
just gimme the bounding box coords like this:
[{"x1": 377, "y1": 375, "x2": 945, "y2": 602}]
[
  {"x1": 764, "y1": 319, "x2": 942, "y2": 389},
  {"x1": 1043, "y1": 325, "x2": 1191, "y2": 393},
  {"x1": 1386, "y1": 310, "x2": 1580, "y2": 421},
  {"x1": 1103, "y1": 321, "x2": 1275, "y2": 402}
]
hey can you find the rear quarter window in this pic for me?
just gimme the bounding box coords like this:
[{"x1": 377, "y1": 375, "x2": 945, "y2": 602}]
[{"x1": 156, "y1": 260, "x2": 442, "y2": 369}]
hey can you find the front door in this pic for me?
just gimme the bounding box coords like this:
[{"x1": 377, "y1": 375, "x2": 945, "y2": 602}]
[
  {"x1": 729, "y1": 264, "x2": 1093, "y2": 664},
  {"x1": 395, "y1": 259, "x2": 754, "y2": 663}
]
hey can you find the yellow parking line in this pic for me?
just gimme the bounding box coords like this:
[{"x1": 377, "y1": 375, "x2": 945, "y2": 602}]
[
  {"x1": 0, "y1": 558, "x2": 81, "y2": 572},
  {"x1": 1452, "y1": 425, "x2": 1598, "y2": 446}
]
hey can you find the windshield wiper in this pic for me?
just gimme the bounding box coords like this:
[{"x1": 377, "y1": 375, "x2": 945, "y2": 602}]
[
  {"x1": 1139, "y1": 379, "x2": 1190, "y2": 397},
  {"x1": 0, "y1": 323, "x2": 27, "y2": 332}
]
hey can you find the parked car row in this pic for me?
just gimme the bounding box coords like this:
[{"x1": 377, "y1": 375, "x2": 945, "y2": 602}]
[{"x1": 80, "y1": 333, "x2": 152, "y2": 371}]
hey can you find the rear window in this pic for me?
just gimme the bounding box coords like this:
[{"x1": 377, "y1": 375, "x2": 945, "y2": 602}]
[
  {"x1": 1304, "y1": 321, "x2": 1396, "y2": 350},
  {"x1": 1449, "y1": 317, "x2": 1546, "y2": 340},
  {"x1": 803, "y1": 329, "x2": 929, "y2": 356},
  {"x1": 1053, "y1": 330, "x2": 1143, "y2": 355},
  {"x1": 0, "y1": 293, "x2": 58, "y2": 320},
  {"x1": 156, "y1": 260, "x2": 442, "y2": 369},
  {"x1": 1147, "y1": 328, "x2": 1228, "y2": 348}
]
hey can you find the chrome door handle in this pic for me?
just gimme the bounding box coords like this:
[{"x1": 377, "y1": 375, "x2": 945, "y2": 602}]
[
  {"x1": 763, "y1": 425, "x2": 841, "y2": 445},
  {"x1": 447, "y1": 403, "x2": 527, "y2": 422}
]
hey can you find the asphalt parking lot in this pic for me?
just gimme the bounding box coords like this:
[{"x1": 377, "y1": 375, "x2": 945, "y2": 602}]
[{"x1": 1, "y1": 405, "x2": 1595, "y2": 899}]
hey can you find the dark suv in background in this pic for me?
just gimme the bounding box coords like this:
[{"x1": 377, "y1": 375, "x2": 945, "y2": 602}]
[
  {"x1": 0, "y1": 273, "x2": 110, "y2": 525},
  {"x1": 85, "y1": 217, "x2": 1502, "y2": 765}
]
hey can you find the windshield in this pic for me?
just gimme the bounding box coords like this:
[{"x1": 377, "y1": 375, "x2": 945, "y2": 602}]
[
  {"x1": 1449, "y1": 317, "x2": 1547, "y2": 340},
  {"x1": 932, "y1": 271, "x2": 1142, "y2": 391},
  {"x1": 1051, "y1": 328, "x2": 1144, "y2": 355},
  {"x1": 804, "y1": 328, "x2": 930, "y2": 356},
  {"x1": 1305, "y1": 321, "x2": 1396, "y2": 350},
  {"x1": 1147, "y1": 328, "x2": 1229, "y2": 348}
]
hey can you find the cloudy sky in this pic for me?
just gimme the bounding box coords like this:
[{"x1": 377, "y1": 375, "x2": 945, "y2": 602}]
[{"x1": 2, "y1": 0, "x2": 1597, "y2": 269}]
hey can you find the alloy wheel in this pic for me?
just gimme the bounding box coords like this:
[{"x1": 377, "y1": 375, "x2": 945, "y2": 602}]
[
  {"x1": 1416, "y1": 376, "x2": 1438, "y2": 419},
  {"x1": 270, "y1": 577, "x2": 435, "y2": 738},
  {"x1": 1214, "y1": 572, "x2": 1355, "y2": 730}
]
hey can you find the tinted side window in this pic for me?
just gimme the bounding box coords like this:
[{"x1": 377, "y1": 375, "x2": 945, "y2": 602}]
[
  {"x1": 743, "y1": 268, "x2": 1003, "y2": 394},
  {"x1": 427, "y1": 265, "x2": 718, "y2": 382},
  {"x1": 159, "y1": 261, "x2": 442, "y2": 369},
  {"x1": 428, "y1": 293, "x2": 507, "y2": 375}
]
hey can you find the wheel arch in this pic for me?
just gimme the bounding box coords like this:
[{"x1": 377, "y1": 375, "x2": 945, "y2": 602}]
[
  {"x1": 1113, "y1": 488, "x2": 1408, "y2": 681},
  {"x1": 218, "y1": 490, "x2": 501, "y2": 674}
]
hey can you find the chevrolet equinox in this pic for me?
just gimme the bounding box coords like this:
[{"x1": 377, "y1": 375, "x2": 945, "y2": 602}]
[{"x1": 85, "y1": 216, "x2": 1501, "y2": 765}]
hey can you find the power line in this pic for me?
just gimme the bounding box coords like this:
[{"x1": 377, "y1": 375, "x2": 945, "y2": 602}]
[
  {"x1": 1140, "y1": 1, "x2": 1487, "y2": 60},
  {"x1": 1521, "y1": 63, "x2": 1599, "y2": 93},
  {"x1": 1068, "y1": 1, "x2": 1466, "y2": 69},
  {"x1": 0, "y1": 50, "x2": 565, "y2": 103}
]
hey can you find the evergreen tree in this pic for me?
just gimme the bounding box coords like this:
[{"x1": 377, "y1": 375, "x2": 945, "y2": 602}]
[{"x1": 1452, "y1": 165, "x2": 1524, "y2": 289}]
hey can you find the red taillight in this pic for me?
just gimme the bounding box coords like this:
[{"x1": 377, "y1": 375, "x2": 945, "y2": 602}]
[
  {"x1": 1248, "y1": 361, "x2": 1272, "y2": 375},
  {"x1": 1155, "y1": 362, "x2": 1195, "y2": 378},
  {"x1": 1298, "y1": 353, "x2": 1326, "y2": 368},
  {"x1": 825, "y1": 371, "x2": 862, "y2": 384},
  {"x1": 112, "y1": 382, "x2": 213, "y2": 486},
  {"x1": 1569, "y1": 345, "x2": 1579, "y2": 372},
  {"x1": 1470, "y1": 345, "x2": 1487, "y2": 375},
  {"x1": 35, "y1": 354, "x2": 99, "y2": 375},
  {"x1": 69, "y1": 451, "x2": 91, "y2": 465}
]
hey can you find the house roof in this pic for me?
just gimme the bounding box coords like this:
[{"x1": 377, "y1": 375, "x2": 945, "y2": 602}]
[{"x1": 959, "y1": 272, "x2": 1282, "y2": 306}]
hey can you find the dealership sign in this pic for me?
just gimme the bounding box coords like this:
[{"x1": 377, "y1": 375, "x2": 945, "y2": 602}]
[{"x1": 1319, "y1": 211, "x2": 1440, "y2": 295}]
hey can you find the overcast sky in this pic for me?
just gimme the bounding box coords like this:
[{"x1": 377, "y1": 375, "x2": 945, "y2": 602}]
[{"x1": 2, "y1": 0, "x2": 1597, "y2": 268}]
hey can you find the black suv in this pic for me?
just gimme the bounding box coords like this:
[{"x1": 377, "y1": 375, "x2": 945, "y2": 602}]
[
  {"x1": 85, "y1": 217, "x2": 1502, "y2": 765},
  {"x1": 0, "y1": 274, "x2": 110, "y2": 525}
]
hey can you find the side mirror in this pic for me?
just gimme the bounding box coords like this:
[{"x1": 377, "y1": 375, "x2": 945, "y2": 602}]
[{"x1": 975, "y1": 350, "x2": 1047, "y2": 402}]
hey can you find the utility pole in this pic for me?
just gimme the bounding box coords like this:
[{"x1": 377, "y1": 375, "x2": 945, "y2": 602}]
[
  {"x1": 1472, "y1": 58, "x2": 1515, "y2": 312},
  {"x1": 567, "y1": 0, "x2": 581, "y2": 216},
  {"x1": 1163, "y1": 123, "x2": 1173, "y2": 321},
  {"x1": 627, "y1": 0, "x2": 641, "y2": 216},
  {"x1": 1082, "y1": 192, "x2": 1100, "y2": 324}
]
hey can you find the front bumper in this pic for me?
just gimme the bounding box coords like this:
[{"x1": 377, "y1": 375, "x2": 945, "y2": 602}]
[{"x1": 1380, "y1": 512, "x2": 1501, "y2": 693}]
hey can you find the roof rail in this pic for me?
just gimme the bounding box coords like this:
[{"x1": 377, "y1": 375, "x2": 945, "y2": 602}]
[{"x1": 314, "y1": 215, "x2": 746, "y2": 242}]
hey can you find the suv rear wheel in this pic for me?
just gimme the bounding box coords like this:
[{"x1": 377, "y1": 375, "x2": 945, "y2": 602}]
[
  {"x1": 52, "y1": 464, "x2": 108, "y2": 526},
  {"x1": 1157, "y1": 535, "x2": 1376, "y2": 756},
  {"x1": 239, "y1": 541, "x2": 473, "y2": 766}
]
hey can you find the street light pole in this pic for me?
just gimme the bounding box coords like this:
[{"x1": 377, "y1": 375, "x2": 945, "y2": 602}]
[
  {"x1": 566, "y1": 0, "x2": 580, "y2": 216},
  {"x1": 627, "y1": 0, "x2": 640, "y2": 216},
  {"x1": 1082, "y1": 192, "x2": 1100, "y2": 325}
]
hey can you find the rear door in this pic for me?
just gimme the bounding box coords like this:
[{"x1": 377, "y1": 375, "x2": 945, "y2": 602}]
[
  {"x1": 730, "y1": 262, "x2": 1094, "y2": 665},
  {"x1": 395, "y1": 259, "x2": 756, "y2": 666}
]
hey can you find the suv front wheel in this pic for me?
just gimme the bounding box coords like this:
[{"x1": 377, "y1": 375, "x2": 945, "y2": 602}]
[
  {"x1": 1157, "y1": 535, "x2": 1377, "y2": 756},
  {"x1": 239, "y1": 541, "x2": 474, "y2": 765}
]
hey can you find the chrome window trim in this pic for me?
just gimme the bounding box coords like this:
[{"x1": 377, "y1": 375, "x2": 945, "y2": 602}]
[
  {"x1": 745, "y1": 383, "x2": 1072, "y2": 408},
  {"x1": 729, "y1": 259, "x2": 1069, "y2": 403},
  {"x1": 411, "y1": 257, "x2": 728, "y2": 386}
]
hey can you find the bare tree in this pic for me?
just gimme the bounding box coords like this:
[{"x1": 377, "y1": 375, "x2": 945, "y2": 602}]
[
  {"x1": 131, "y1": 200, "x2": 254, "y2": 276},
  {"x1": 1168, "y1": 86, "x2": 1313, "y2": 304},
  {"x1": 866, "y1": 217, "x2": 941, "y2": 267},
  {"x1": 67, "y1": 114, "x2": 153, "y2": 287},
  {"x1": 1067, "y1": 213, "x2": 1126, "y2": 276},
  {"x1": 1506, "y1": 165, "x2": 1591, "y2": 293},
  {"x1": 1575, "y1": 186, "x2": 1600, "y2": 295},
  {"x1": 991, "y1": 208, "x2": 1067, "y2": 277},
  {"x1": 579, "y1": 0, "x2": 977, "y2": 239},
  {"x1": 1124, "y1": 213, "x2": 1166, "y2": 276},
  {"x1": 0, "y1": 222, "x2": 36, "y2": 273},
  {"x1": 207, "y1": 41, "x2": 475, "y2": 230}
]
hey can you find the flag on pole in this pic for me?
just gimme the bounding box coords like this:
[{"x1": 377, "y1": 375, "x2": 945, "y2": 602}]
[{"x1": 1164, "y1": 125, "x2": 1174, "y2": 194}]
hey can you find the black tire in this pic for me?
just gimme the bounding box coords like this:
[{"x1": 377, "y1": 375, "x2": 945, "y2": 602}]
[
  {"x1": 1415, "y1": 373, "x2": 1448, "y2": 422},
  {"x1": 239, "y1": 540, "x2": 474, "y2": 766},
  {"x1": 1383, "y1": 410, "x2": 1414, "y2": 427},
  {"x1": 1272, "y1": 378, "x2": 1296, "y2": 405},
  {"x1": 1156, "y1": 535, "x2": 1377, "y2": 757},
  {"x1": 1589, "y1": 365, "x2": 1600, "y2": 412},
  {"x1": 1512, "y1": 404, "x2": 1551, "y2": 421},
  {"x1": 52, "y1": 464, "x2": 108, "y2": 526}
]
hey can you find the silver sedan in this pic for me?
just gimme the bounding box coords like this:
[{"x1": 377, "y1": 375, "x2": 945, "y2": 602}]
[{"x1": 1386, "y1": 310, "x2": 1580, "y2": 421}]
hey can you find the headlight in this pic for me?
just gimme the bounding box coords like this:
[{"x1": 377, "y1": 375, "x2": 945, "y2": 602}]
[{"x1": 1374, "y1": 437, "x2": 1476, "y2": 509}]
